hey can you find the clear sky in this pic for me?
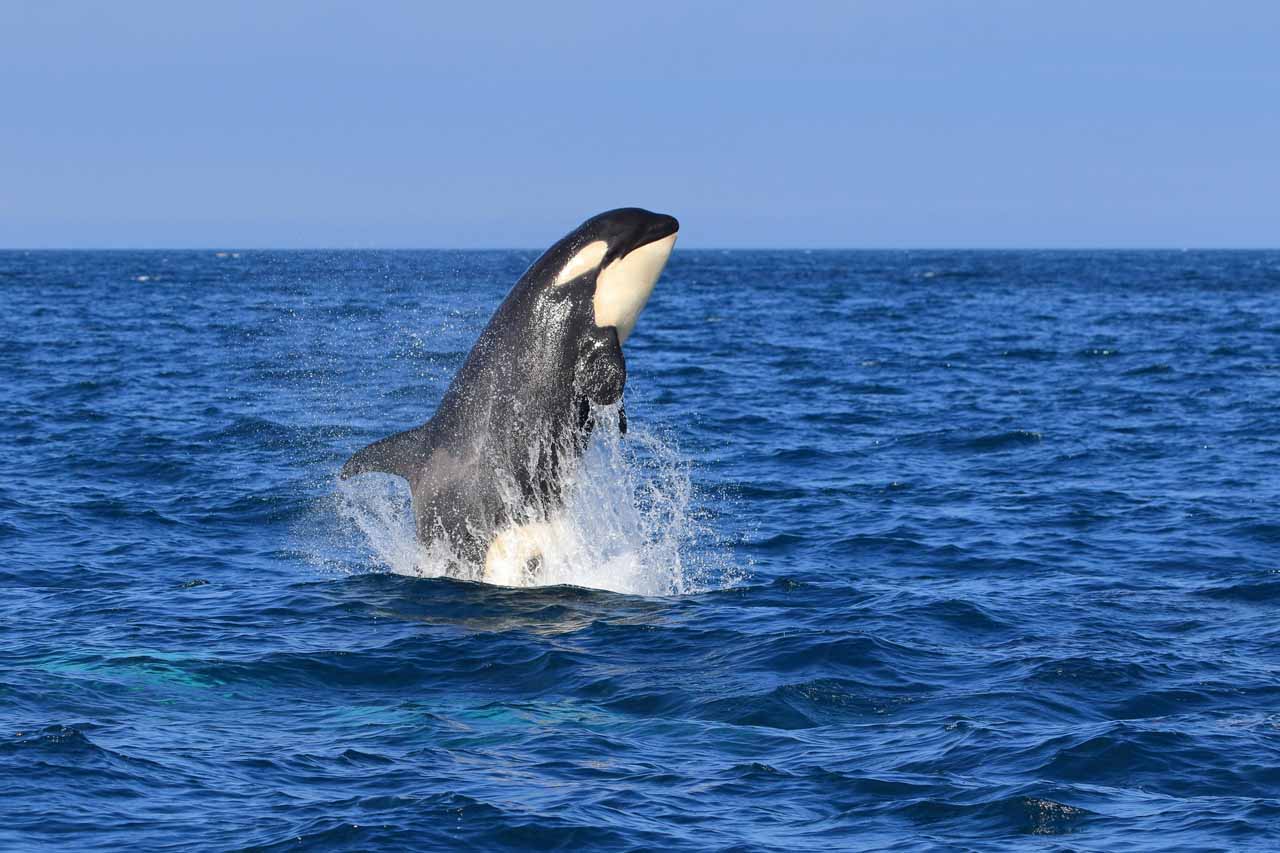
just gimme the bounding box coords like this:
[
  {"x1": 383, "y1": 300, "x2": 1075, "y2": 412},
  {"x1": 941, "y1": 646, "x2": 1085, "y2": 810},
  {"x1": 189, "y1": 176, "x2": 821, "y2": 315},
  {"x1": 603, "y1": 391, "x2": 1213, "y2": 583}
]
[{"x1": 2, "y1": 1, "x2": 1276, "y2": 248}]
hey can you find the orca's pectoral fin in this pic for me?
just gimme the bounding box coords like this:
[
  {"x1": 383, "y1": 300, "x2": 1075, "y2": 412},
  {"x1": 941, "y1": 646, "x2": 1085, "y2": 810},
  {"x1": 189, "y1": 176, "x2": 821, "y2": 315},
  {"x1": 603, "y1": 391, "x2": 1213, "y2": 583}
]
[
  {"x1": 576, "y1": 326, "x2": 627, "y2": 406},
  {"x1": 619, "y1": 403, "x2": 627, "y2": 435},
  {"x1": 340, "y1": 424, "x2": 429, "y2": 482},
  {"x1": 574, "y1": 327, "x2": 628, "y2": 442}
]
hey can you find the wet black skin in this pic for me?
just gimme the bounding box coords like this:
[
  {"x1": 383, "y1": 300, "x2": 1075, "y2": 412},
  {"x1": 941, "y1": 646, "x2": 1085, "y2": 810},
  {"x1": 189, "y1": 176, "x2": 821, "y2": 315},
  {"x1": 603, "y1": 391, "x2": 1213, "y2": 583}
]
[{"x1": 341, "y1": 208, "x2": 679, "y2": 567}]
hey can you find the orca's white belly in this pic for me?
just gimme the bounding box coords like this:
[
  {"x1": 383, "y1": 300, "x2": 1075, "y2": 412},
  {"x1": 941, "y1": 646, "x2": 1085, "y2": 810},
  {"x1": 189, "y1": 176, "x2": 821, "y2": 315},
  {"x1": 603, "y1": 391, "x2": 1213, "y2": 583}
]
[{"x1": 482, "y1": 522, "x2": 555, "y2": 587}]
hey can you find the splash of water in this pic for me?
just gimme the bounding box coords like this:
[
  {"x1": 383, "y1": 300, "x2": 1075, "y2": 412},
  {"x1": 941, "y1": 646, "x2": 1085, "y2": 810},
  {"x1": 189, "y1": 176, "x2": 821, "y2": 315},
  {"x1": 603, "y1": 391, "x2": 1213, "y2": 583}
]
[{"x1": 330, "y1": 407, "x2": 741, "y2": 596}]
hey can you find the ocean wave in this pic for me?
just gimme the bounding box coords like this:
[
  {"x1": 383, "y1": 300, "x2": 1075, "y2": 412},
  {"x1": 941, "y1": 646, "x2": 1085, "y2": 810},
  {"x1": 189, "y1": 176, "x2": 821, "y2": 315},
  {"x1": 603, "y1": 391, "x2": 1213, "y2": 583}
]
[{"x1": 7, "y1": 249, "x2": 1280, "y2": 849}]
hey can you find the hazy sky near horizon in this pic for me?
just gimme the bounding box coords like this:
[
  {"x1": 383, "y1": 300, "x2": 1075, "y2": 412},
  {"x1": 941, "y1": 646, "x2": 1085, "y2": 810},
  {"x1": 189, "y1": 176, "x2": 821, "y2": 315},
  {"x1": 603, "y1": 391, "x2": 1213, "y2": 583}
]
[{"x1": 2, "y1": 1, "x2": 1277, "y2": 248}]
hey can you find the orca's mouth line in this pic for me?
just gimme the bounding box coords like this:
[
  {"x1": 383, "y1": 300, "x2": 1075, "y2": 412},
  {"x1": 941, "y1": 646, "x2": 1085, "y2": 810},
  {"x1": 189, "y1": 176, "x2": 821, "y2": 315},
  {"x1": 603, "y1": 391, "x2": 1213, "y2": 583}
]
[
  {"x1": 651, "y1": 223, "x2": 680, "y2": 243},
  {"x1": 612, "y1": 218, "x2": 678, "y2": 267}
]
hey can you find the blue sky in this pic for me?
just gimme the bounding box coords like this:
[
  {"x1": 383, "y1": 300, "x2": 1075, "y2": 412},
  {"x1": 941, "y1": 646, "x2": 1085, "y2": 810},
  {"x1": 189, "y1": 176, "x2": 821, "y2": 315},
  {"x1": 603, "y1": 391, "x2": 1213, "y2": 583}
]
[{"x1": 2, "y1": 1, "x2": 1276, "y2": 248}]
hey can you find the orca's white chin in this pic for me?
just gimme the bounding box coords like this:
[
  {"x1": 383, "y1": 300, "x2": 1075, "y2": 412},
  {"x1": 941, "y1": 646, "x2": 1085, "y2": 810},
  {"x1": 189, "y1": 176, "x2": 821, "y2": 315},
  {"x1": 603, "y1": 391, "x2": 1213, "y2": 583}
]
[{"x1": 594, "y1": 232, "x2": 677, "y2": 344}]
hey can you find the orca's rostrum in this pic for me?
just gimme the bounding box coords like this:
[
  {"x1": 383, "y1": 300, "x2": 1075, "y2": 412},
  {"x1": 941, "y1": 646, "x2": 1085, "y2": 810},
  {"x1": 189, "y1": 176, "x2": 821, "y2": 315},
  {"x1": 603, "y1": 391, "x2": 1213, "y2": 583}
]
[{"x1": 342, "y1": 208, "x2": 679, "y2": 585}]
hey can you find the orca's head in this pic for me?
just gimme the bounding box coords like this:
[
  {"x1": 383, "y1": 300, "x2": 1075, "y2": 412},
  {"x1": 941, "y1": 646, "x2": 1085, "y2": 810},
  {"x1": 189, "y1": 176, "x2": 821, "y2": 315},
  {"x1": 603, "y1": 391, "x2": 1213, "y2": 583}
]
[{"x1": 539, "y1": 207, "x2": 679, "y2": 344}]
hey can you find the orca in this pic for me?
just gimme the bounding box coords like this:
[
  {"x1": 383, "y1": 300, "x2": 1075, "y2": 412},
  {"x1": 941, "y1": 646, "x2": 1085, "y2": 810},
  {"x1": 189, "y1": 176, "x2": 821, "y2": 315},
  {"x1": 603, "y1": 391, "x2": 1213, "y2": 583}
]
[{"x1": 341, "y1": 208, "x2": 679, "y2": 584}]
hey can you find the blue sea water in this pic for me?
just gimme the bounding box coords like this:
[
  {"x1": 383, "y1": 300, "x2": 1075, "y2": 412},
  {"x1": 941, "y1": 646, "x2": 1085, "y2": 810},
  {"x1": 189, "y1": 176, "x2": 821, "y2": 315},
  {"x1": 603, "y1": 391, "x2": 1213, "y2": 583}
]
[{"x1": 2, "y1": 248, "x2": 1280, "y2": 851}]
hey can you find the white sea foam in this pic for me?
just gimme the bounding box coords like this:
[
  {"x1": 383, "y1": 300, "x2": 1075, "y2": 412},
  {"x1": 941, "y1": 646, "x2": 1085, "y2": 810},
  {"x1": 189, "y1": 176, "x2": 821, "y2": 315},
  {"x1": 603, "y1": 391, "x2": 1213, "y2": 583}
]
[{"x1": 330, "y1": 407, "x2": 740, "y2": 596}]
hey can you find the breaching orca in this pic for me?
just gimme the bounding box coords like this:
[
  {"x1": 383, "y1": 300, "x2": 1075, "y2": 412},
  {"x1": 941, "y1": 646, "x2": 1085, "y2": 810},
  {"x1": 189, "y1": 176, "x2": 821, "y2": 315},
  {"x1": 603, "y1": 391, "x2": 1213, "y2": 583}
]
[{"x1": 341, "y1": 208, "x2": 679, "y2": 584}]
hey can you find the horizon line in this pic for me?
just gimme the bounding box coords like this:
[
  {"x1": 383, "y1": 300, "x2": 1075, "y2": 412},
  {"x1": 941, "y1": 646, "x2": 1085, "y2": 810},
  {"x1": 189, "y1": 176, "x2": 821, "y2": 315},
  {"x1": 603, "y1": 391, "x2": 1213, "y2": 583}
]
[{"x1": 3, "y1": 245, "x2": 1278, "y2": 253}]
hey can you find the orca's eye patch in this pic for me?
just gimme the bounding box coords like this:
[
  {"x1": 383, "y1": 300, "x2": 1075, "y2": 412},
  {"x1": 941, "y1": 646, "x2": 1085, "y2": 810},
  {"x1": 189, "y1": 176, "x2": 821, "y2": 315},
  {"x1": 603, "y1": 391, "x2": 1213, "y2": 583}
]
[{"x1": 554, "y1": 240, "x2": 608, "y2": 285}]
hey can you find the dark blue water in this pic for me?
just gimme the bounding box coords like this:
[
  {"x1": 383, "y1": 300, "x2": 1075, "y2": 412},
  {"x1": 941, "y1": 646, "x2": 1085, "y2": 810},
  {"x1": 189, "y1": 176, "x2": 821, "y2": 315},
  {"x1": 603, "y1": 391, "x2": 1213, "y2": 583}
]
[{"x1": 3, "y1": 249, "x2": 1280, "y2": 851}]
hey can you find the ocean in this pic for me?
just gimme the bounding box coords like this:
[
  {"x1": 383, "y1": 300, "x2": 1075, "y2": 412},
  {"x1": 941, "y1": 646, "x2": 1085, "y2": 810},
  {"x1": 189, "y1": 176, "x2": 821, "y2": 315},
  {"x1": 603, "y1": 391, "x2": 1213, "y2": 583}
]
[{"x1": 2, "y1": 249, "x2": 1279, "y2": 851}]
